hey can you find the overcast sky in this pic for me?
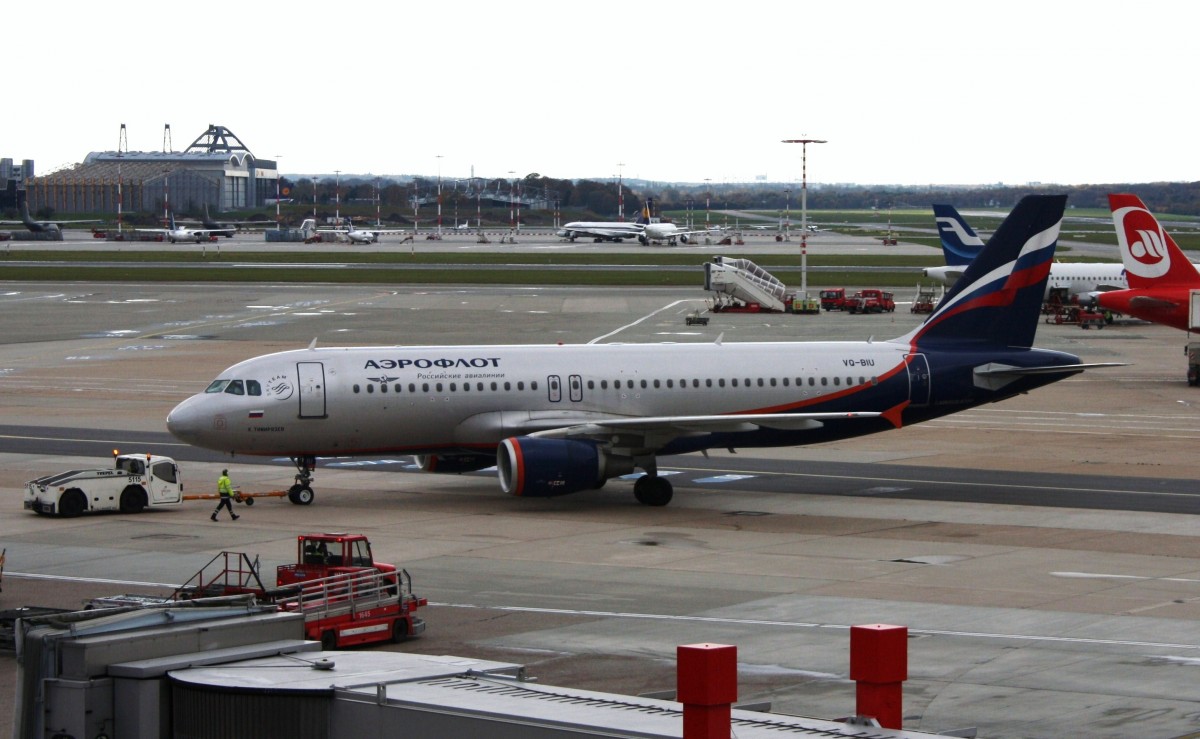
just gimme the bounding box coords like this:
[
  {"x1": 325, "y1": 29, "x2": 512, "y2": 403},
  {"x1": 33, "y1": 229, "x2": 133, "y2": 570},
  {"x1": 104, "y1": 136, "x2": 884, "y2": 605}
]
[{"x1": 11, "y1": 1, "x2": 1197, "y2": 186}]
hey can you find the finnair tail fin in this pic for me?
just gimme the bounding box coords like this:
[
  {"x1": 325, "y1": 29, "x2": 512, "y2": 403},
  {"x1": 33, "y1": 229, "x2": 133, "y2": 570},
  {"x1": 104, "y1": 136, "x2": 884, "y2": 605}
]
[
  {"x1": 900, "y1": 195, "x2": 1066, "y2": 350},
  {"x1": 1109, "y1": 193, "x2": 1200, "y2": 289},
  {"x1": 932, "y1": 204, "x2": 984, "y2": 266}
]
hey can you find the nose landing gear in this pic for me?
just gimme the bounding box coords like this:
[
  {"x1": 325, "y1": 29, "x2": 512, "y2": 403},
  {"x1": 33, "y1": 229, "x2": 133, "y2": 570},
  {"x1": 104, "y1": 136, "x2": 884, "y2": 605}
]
[{"x1": 288, "y1": 455, "x2": 317, "y2": 505}]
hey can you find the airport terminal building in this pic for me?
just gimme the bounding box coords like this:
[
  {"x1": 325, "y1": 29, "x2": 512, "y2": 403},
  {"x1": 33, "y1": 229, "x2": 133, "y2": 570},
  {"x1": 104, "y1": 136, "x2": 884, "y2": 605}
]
[{"x1": 22, "y1": 124, "x2": 278, "y2": 216}]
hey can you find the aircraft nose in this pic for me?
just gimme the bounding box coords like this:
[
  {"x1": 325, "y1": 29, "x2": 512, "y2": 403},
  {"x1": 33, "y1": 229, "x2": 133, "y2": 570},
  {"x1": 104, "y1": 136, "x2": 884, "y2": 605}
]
[{"x1": 166, "y1": 395, "x2": 208, "y2": 445}]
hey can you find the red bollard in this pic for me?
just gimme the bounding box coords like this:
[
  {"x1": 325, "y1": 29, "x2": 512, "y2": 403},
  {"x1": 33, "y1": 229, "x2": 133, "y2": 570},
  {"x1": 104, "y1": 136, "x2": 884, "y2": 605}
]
[
  {"x1": 677, "y1": 643, "x2": 737, "y2": 739},
  {"x1": 850, "y1": 624, "x2": 908, "y2": 729}
]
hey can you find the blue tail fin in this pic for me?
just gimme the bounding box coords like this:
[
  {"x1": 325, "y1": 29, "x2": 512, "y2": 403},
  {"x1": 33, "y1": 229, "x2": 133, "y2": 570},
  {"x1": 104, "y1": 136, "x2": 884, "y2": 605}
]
[
  {"x1": 900, "y1": 195, "x2": 1066, "y2": 350},
  {"x1": 932, "y1": 204, "x2": 984, "y2": 266}
]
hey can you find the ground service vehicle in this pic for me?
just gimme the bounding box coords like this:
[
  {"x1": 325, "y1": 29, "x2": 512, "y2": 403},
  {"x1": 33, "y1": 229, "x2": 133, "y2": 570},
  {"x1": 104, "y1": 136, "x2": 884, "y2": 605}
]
[
  {"x1": 819, "y1": 288, "x2": 847, "y2": 311},
  {"x1": 176, "y1": 532, "x2": 426, "y2": 649},
  {"x1": 24, "y1": 453, "x2": 183, "y2": 516},
  {"x1": 846, "y1": 289, "x2": 896, "y2": 314},
  {"x1": 1187, "y1": 343, "x2": 1200, "y2": 387}
]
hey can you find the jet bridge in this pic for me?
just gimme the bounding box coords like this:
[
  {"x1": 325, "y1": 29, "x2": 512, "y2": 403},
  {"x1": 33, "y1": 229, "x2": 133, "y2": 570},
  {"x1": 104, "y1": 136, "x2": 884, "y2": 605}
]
[{"x1": 704, "y1": 256, "x2": 789, "y2": 312}]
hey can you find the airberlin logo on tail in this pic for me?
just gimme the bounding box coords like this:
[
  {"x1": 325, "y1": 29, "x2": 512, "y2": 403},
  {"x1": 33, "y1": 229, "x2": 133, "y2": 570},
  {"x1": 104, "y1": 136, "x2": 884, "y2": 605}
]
[{"x1": 1114, "y1": 205, "x2": 1170, "y2": 279}]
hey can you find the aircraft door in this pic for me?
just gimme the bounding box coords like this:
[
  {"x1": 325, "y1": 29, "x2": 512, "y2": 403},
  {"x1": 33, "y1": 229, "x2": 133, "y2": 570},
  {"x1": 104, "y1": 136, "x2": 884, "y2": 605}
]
[
  {"x1": 548, "y1": 375, "x2": 562, "y2": 403},
  {"x1": 569, "y1": 374, "x2": 583, "y2": 402},
  {"x1": 297, "y1": 362, "x2": 328, "y2": 418},
  {"x1": 905, "y1": 353, "x2": 931, "y2": 406}
]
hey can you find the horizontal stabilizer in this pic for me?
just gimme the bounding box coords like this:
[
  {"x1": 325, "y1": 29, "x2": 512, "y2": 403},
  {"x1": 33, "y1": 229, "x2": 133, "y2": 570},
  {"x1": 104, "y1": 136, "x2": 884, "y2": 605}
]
[
  {"x1": 973, "y1": 361, "x2": 1126, "y2": 391},
  {"x1": 1129, "y1": 295, "x2": 1182, "y2": 310}
]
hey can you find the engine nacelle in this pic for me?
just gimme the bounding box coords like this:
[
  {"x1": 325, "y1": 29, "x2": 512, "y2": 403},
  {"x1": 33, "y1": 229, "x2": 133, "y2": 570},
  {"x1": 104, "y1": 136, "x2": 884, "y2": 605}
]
[
  {"x1": 497, "y1": 437, "x2": 631, "y2": 497},
  {"x1": 679, "y1": 234, "x2": 690, "y2": 244},
  {"x1": 415, "y1": 453, "x2": 495, "y2": 474}
]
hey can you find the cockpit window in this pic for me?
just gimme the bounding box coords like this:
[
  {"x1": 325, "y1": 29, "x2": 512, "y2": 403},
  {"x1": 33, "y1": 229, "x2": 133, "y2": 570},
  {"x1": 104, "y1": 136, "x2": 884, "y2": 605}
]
[
  {"x1": 205, "y1": 380, "x2": 230, "y2": 393},
  {"x1": 225, "y1": 380, "x2": 245, "y2": 395},
  {"x1": 247, "y1": 380, "x2": 262, "y2": 396}
]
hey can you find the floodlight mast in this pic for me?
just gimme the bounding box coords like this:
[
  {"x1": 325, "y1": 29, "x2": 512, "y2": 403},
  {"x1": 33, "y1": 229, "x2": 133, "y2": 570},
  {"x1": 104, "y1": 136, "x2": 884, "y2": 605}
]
[{"x1": 782, "y1": 138, "x2": 827, "y2": 298}]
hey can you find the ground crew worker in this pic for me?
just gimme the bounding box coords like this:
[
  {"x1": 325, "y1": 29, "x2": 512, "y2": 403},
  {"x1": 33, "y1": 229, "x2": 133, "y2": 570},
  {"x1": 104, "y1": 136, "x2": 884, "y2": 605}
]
[{"x1": 212, "y1": 469, "x2": 239, "y2": 521}]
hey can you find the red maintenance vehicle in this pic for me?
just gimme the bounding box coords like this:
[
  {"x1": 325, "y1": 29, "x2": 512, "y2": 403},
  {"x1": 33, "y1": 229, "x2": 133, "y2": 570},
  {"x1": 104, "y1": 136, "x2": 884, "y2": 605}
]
[
  {"x1": 845, "y1": 288, "x2": 896, "y2": 314},
  {"x1": 819, "y1": 288, "x2": 848, "y2": 311},
  {"x1": 175, "y1": 532, "x2": 426, "y2": 649}
]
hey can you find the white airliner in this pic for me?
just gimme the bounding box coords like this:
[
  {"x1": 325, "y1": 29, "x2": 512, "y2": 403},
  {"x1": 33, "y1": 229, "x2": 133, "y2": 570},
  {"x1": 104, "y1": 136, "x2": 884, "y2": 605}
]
[
  {"x1": 923, "y1": 203, "x2": 1129, "y2": 303},
  {"x1": 319, "y1": 218, "x2": 408, "y2": 244},
  {"x1": 558, "y1": 199, "x2": 721, "y2": 246},
  {"x1": 167, "y1": 195, "x2": 1113, "y2": 507},
  {"x1": 136, "y1": 213, "x2": 232, "y2": 244},
  {"x1": 556, "y1": 219, "x2": 645, "y2": 243}
]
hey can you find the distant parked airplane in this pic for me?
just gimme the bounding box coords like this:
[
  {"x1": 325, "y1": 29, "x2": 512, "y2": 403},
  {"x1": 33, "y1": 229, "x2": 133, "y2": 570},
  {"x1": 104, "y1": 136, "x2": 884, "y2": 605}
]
[
  {"x1": 923, "y1": 203, "x2": 1129, "y2": 304},
  {"x1": 1095, "y1": 193, "x2": 1200, "y2": 331},
  {"x1": 135, "y1": 213, "x2": 227, "y2": 244},
  {"x1": 0, "y1": 192, "x2": 100, "y2": 236}
]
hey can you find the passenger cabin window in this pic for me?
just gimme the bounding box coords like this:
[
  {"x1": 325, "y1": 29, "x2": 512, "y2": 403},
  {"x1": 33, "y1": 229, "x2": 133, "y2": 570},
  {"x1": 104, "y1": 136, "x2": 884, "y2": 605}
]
[
  {"x1": 205, "y1": 380, "x2": 229, "y2": 393},
  {"x1": 225, "y1": 380, "x2": 245, "y2": 395}
]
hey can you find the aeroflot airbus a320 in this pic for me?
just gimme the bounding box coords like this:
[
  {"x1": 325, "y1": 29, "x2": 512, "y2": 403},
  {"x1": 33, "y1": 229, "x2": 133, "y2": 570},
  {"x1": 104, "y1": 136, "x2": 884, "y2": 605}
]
[{"x1": 167, "y1": 195, "x2": 1113, "y2": 507}]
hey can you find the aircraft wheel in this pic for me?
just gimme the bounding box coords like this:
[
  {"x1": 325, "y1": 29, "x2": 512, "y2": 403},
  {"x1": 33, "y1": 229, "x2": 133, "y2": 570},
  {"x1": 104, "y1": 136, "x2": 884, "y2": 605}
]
[
  {"x1": 633, "y1": 475, "x2": 673, "y2": 507},
  {"x1": 119, "y1": 485, "x2": 147, "y2": 513},
  {"x1": 59, "y1": 488, "x2": 87, "y2": 517},
  {"x1": 288, "y1": 485, "x2": 315, "y2": 505}
]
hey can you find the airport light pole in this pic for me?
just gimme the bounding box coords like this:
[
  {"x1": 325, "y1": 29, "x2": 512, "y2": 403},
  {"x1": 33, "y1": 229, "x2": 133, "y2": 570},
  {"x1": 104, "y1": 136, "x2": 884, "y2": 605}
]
[
  {"x1": 335, "y1": 169, "x2": 341, "y2": 225},
  {"x1": 784, "y1": 188, "x2": 791, "y2": 242},
  {"x1": 508, "y1": 171, "x2": 515, "y2": 240},
  {"x1": 311, "y1": 177, "x2": 318, "y2": 219},
  {"x1": 782, "y1": 138, "x2": 827, "y2": 298},
  {"x1": 436, "y1": 154, "x2": 443, "y2": 237},
  {"x1": 274, "y1": 155, "x2": 283, "y2": 229},
  {"x1": 617, "y1": 162, "x2": 625, "y2": 221},
  {"x1": 117, "y1": 123, "x2": 127, "y2": 235},
  {"x1": 704, "y1": 179, "x2": 711, "y2": 230}
]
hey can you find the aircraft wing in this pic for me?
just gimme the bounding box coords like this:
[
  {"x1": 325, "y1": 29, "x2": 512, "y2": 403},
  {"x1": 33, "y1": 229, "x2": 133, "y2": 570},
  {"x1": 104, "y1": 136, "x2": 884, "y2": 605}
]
[
  {"x1": 451, "y1": 409, "x2": 881, "y2": 450},
  {"x1": 478, "y1": 411, "x2": 883, "y2": 452},
  {"x1": 530, "y1": 411, "x2": 881, "y2": 437}
]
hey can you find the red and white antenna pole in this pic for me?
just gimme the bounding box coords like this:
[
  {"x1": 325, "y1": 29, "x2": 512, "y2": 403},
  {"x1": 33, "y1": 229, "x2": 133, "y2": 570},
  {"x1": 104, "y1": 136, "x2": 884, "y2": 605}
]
[
  {"x1": 617, "y1": 162, "x2": 625, "y2": 221},
  {"x1": 782, "y1": 138, "x2": 827, "y2": 299}
]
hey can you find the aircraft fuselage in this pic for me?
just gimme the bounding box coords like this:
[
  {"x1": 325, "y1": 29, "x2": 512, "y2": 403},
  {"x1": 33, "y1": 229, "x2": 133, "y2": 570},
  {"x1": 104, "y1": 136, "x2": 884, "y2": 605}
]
[{"x1": 167, "y1": 340, "x2": 1078, "y2": 459}]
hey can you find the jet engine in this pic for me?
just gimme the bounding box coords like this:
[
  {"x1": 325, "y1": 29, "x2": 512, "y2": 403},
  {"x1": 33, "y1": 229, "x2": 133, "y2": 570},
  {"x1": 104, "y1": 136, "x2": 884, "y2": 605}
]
[
  {"x1": 415, "y1": 453, "x2": 495, "y2": 474},
  {"x1": 496, "y1": 436, "x2": 633, "y2": 497}
]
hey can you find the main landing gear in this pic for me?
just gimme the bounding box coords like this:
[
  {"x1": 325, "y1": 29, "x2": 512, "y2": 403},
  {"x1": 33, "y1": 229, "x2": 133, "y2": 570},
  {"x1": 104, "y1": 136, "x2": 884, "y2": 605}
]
[
  {"x1": 633, "y1": 474, "x2": 673, "y2": 507},
  {"x1": 288, "y1": 455, "x2": 316, "y2": 505}
]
